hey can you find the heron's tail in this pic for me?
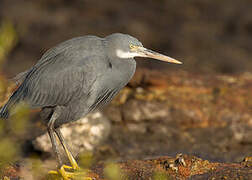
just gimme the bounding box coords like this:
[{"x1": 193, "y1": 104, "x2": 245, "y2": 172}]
[
  {"x1": 0, "y1": 91, "x2": 21, "y2": 119},
  {"x1": 0, "y1": 103, "x2": 10, "y2": 119}
]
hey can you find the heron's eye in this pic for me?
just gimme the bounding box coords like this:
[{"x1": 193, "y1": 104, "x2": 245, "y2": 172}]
[{"x1": 129, "y1": 44, "x2": 138, "y2": 51}]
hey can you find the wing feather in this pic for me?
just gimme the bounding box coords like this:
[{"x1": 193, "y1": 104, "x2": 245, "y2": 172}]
[
  {"x1": 10, "y1": 53, "x2": 101, "y2": 108},
  {"x1": 2, "y1": 36, "x2": 108, "y2": 114}
]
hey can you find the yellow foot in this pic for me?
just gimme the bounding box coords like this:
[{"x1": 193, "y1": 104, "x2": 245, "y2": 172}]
[{"x1": 48, "y1": 165, "x2": 92, "y2": 180}]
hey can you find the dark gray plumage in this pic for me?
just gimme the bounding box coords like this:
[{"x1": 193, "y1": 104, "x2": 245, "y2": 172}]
[
  {"x1": 1, "y1": 34, "x2": 139, "y2": 126},
  {"x1": 0, "y1": 33, "x2": 182, "y2": 176}
]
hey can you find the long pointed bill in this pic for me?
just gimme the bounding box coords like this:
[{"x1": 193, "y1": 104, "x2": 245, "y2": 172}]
[{"x1": 136, "y1": 47, "x2": 182, "y2": 64}]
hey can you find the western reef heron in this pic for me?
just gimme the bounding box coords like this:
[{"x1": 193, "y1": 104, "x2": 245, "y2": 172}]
[{"x1": 0, "y1": 33, "x2": 182, "y2": 179}]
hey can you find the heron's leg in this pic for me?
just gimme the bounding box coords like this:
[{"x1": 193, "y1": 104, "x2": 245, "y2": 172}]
[
  {"x1": 55, "y1": 128, "x2": 79, "y2": 170},
  {"x1": 49, "y1": 128, "x2": 92, "y2": 180},
  {"x1": 47, "y1": 108, "x2": 92, "y2": 180},
  {"x1": 47, "y1": 108, "x2": 71, "y2": 178},
  {"x1": 48, "y1": 127, "x2": 73, "y2": 180},
  {"x1": 47, "y1": 109, "x2": 62, "y2": 167}
]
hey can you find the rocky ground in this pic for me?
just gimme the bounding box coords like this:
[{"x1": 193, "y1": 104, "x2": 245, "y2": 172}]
[
  {"x1": 2, "y1": 154, "x2": 252, "y2": 180},
  {"x1": 0, "y1": 69, "x2": 251, "y2": 179}
]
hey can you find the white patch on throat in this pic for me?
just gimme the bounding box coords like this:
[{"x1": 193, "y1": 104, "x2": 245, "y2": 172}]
[{"x1": 116, "y1": 49, "x2": 139, "y2": 59}]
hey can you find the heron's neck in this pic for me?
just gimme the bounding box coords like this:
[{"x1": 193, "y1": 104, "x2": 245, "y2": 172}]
[
  {"x1": 110, "y1": 56, "x2": 136, "y2": 68},
  {"x1": 111, "y1": 57, "x2": 136, "y2": 85}
]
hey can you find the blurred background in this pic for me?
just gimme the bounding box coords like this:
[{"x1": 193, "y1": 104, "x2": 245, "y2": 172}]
[
  {"x1": 0, "y1": 0, "x2": 252, "y2": 76},
  {"x1": 0, "y1": 0, "x2": 251, "y2": 177}
]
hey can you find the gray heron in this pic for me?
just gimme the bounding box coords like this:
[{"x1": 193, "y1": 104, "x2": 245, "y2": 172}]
[{"x1": 0, "y1": 33, "x2": 182, "y2": 179}]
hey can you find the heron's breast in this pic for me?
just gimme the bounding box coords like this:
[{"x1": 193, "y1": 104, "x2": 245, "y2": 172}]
[
  {"x1": 109, "y1": 59, "x2": 136, "y2": 87},
  {"x1": 86, "y1": 59, "x2": 136, "y2": 112}
]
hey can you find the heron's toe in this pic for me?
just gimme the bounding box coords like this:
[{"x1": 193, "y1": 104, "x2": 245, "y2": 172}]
[{"x1": 48, "y1": 165, "x2": 92, "y2": 180}]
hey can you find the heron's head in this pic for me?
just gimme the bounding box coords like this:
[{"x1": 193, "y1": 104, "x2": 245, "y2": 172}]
[{"x1": 105, "y1": 33, "x2": 182, "y2": 64}]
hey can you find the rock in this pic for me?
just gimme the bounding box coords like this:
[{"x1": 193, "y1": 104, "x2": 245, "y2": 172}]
[
  {"x1": 230, "y1": 122, "x2": 252, "y2": 144},
  {"x1": 33, "y1": 112, "x2": 111, "y2": 156},
  {"x1": 122, "y1": 99, "x2": 170, "y2": 122}
]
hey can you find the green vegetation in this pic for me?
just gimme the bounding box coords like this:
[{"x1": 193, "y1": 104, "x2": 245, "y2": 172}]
[
  {"x1": 0, "y1": 20, "x2": 20, "y2": 178},
  {"x1": 104, "y1": 162, "x2": 125, "y2": 180},
  {"x1": 9, "y1": 103, "x2": 31, "y2": 135},
  {"x1": 0, "y1": 20, "x2": 18, "y2": 68},
  {"x1": 0, "y1": 103, "x2": 30, "y2": 176},
  {"x1": 79, "y1": 151, "x2": 94, "y2": 169},
  {"x1": 153, "y1": 171, "x2": 172, "y2": 180}
]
